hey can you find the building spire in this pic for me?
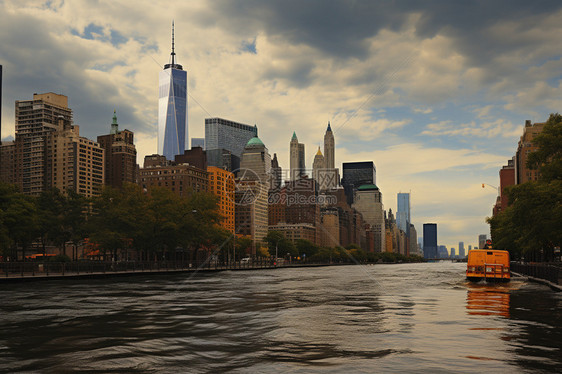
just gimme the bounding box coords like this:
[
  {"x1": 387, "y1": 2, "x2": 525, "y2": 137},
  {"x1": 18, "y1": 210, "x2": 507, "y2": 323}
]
[
  {"x1": 327, "y1": 121, "x2": 332, "y2": 132},
  {"x1": 171, "y1": 20, "x2": 176, "y2": 66},
  {"x1": 110, "y1": 109, "x2": 118, "y2": 135}
]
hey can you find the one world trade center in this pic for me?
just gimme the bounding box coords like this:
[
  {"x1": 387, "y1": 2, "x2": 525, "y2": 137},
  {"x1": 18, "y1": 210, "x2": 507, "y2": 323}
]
[{"x1": 158, "y1": 21, "x2": 187, "y2": 160}]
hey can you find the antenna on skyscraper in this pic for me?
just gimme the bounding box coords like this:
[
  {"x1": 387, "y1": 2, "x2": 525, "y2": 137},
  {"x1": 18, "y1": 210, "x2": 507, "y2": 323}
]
[{"x1": 171, "y1": 20, "x2": 176, "y2": 66}]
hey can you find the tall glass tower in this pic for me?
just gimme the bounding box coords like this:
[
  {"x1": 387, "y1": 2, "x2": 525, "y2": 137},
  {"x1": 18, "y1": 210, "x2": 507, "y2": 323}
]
[
  {"x1": 158, "y1": 21, "x2": 188, "y2": 160},
  {"x1": 397, "y1": 193, "x2": 410, "y2": 234}
]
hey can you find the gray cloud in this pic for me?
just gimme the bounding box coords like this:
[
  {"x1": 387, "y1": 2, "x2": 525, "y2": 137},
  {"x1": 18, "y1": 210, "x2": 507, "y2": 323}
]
[
  {"x1": 201, "y1": 0, "x2": 562, "y2": 88},
  {"x1": 0, "y1": 8, "x2": 153, "y2": 140}
]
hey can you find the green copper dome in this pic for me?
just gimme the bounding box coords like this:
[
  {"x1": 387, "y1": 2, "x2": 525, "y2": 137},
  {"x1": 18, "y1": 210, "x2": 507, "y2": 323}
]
[
  {"x1": 357, "y1": 184, "x2": 379, "y2": 191},
  {"x1": 246, "y1": 136, "x2": 265, "y2": 148}
]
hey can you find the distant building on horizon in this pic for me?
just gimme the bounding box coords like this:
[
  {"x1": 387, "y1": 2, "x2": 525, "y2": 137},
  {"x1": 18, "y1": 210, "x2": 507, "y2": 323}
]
[
  {"x1": 158, "y1": 22, "x2": 188, "y2": 161},
  {"x1": 459, "y1": 241, "x2": 465, "y2": 258},
  {"x1": 191, "y1": 138, "x2": 205, "y2": 149},
  {"x1": 451, "y1": 247, "x2": 456, "y2": 258},
  {"x1": 478, "y1": 234, "x2": 487, "y2": 249},
  {"x1": 423, "y1": 223, "x2": 437, "y2": 259},
  {"x1": 289, "y1": 131, "x2": 306, "y2": 180}
]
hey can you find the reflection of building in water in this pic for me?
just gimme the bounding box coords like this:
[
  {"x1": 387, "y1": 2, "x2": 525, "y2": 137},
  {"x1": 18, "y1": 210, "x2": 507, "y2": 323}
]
[{"x1": 466, "y1": 288, "x2": 510, "y2": 318}]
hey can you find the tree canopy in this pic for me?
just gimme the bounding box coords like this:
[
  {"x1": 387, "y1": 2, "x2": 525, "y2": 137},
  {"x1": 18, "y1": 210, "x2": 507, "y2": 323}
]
[{"x1": 488, "y1": 113, "x2": 562, "y2": 261}]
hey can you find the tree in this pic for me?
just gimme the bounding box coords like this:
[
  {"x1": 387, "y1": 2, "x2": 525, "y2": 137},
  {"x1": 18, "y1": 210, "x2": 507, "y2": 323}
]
[
  {"x1": 264, "y1": 231, "x2": 297, "y2": 257},
  {"x1": 295, "y1": 239, "x2": 319, "y2": 258},
  {"x1": 488, "y1": 113, "x2": 562, "y2": 261},
  {"x1": 2, "y1": 189, "x2": 39, "y2": 260},
  {"x1": 527, "y1": 113, "x2": 562, "y2": 182}
]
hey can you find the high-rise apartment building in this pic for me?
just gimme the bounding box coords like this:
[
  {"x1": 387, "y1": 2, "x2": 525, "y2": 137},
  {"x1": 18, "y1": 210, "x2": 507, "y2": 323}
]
[
  {"x1": 158, "y1": 22, "x2": 188, "y2": 160},
  {"x1": 423, "y1": 223, "x2": 437, "y2": 259},
  {"x1": 235, "y1": 180, "x2": 268, "y2": 254},
  {"x1": 289, "y1": 132, "x2": 305, "y2": 180},
  {"x1": 515, "y1": 120, "x2": 545, "y2": 184},
  {"x1": 97, "y1": 111, "x2": 137, "y2": 188},
  {"x1": 459, "y1": 241, "x2": 465, "y2": 258},
  {"x1": 45, "y1": 118, "x2": 104, "y2": 197},
  {"x1": 342, "y1": 161, "x2": 376, "y2": 205},
  {"x1": 207, "y1": 166, "x2": 235, "y2": 234},
  {"x1": 205, "y1": 117, "x2": 258, "y2": 160},
  {"x1": 15, "y1": 92, "x2": 73, "y2": 195}
]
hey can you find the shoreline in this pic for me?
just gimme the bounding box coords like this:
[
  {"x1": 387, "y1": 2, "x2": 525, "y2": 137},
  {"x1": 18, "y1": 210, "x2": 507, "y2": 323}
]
[{"x1": 0, "y1": 261, "x2": 426, "y2": 283}]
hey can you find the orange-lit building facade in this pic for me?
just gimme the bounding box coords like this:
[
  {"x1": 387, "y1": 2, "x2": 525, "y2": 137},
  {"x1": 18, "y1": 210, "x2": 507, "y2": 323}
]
[
  {"x1": 515, "y1": 120, "x2": 545, "y2": 184},
  {"x1": 207, "y1": 166, "x2": 235, "y2": 234}
]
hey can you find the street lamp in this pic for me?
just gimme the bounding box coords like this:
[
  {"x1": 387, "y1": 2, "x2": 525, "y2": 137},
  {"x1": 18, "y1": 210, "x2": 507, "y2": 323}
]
[{"x1": 482, "y1": 183, "x2": 500, "y2": 195}]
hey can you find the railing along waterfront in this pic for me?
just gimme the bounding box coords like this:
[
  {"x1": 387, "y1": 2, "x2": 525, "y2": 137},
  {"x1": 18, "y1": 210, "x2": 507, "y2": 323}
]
[
  {"x1": 0, "y1": 259, "x2": 287, "y2": 279},
  {"x1": 511, "y1": 262, "x2": 562, "y2": 285}
]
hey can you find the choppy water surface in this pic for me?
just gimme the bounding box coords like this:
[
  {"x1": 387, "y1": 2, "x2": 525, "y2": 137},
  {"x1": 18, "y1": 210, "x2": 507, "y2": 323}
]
[{"x1": 0, "y1": 262, "x2": 560, "y2": 373}]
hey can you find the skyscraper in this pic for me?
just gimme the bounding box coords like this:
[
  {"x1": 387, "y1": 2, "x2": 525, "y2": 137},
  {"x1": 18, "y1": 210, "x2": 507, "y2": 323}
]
[
  {"x1": 324, "y1": 122, "x2": 334, "y2": 170},
  {"x1": 459, "y1": 241, "x2": 465, "y2": 258},
  {"x1": 478, "y1": 234, "x2": 487, "y2": 249},
  {"x1": 205, "y1": 117, "x2": 258, "y2": 161},
  {"x1": 353, "y1": 184, "x2": 385, "y2": 252},
  {"x1": 45, "y1": 117, "x2": 104, "y2": 197},
  {"x1": 15, "y1": 92, "x2": 73, "y2": 195},
  {"x1": 97, "y1": 111, "x2": 137, "y2": 188},
  {"x1": 240, "y1": 136, "x2": 271, "y2": 188},
  {"x1": 312, "y1": 147, "x2": 327, "y2": 189},
  {"x1": 270, "y1": 153, "x2": 282, "y2": 191},
  {"x1": 289, "y1": 132, "x2": 305, "y2": 180},
  {"x1": 341, "y1": 161, "x2": 376, "y2": 205},
  {"x1": 397, "y1": 193, "x2": 410, "y2": 234},
  {"x1": 158, "y1": 22, "x2": 188, "y2": 160},
  {"x1": 423, "y1": 223, "x2": 437, "y2": 259}
]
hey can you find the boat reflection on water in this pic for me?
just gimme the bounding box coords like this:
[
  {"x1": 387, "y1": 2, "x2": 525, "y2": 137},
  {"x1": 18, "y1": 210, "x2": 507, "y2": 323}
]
[{"x1": 466, "y1": 284, "x2": 511, "y2": 318}]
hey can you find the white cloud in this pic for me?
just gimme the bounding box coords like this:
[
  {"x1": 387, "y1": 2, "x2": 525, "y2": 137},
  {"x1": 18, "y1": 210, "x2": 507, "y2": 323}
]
[{"x1": 422, "y1": 119, "x2": 521, "y2": 139}]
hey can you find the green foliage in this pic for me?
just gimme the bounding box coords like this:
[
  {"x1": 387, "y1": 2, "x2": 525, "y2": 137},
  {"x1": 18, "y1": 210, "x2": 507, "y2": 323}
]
[
  {"x1": 489, "y1": 113, "x2": 562, "y2": 261},
  {"x1": 488, "y1": 179, "x2": 562, "y2": 261},
  {"x1": 234, "y1": 237, "x2": 253, "y2": 257},
  {"x1": 264, "y1": 231, "x2": 297, "y2": 257},
  {"x1": 295, "y1": 239, "x2": 319, "y2": 257},
  {"x1": 527, "y1": 113, "x2": 562, "y2": 182}
]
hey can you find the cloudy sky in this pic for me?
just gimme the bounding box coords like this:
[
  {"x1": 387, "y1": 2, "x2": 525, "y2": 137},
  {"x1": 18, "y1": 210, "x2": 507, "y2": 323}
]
[{"x1": 1, "y1": 0, "x2": 561, "y2": 252}]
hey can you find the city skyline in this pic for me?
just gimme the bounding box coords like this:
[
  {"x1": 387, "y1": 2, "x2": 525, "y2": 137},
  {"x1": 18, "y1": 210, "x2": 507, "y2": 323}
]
[{"x1": 1, "y1": 1, "x2": 561, "y2": 249}]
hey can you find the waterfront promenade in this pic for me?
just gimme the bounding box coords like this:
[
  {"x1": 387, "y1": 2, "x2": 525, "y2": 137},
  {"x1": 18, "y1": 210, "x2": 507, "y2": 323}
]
[{"x1": 0, "y1": 260, "x2": 340, "y2": 282}]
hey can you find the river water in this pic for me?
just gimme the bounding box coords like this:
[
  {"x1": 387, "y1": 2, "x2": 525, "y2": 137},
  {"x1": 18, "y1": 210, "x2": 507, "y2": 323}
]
[{"x1": 0, "y1": 262, "x2": 560, "y2": 373}]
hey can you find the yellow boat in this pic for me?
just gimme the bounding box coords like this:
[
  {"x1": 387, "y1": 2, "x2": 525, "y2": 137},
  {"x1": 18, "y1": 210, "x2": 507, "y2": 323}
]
[{"x1": 466, "y1": 248, "x2": 510, "y2": 282}]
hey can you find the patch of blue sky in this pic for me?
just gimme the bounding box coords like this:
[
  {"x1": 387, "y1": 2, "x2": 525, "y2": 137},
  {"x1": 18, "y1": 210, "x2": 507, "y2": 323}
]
[
  {"x1": 110, "y1": 29, "x2": 128, "y2": 46},
  {"x1": 240, "y1": 39, "x2": 257, "y2": 54},
  {"x1": 70, "y1": 24, "x2": 128, "y2": 47}
]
